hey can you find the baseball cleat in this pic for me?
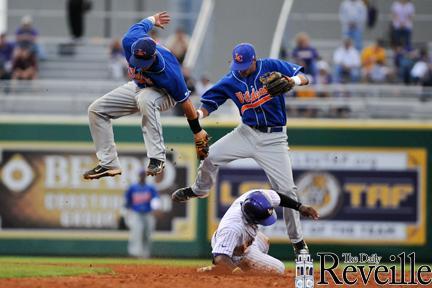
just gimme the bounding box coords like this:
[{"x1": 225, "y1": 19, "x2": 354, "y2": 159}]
[
  {"x1": 83, "y1": 165, "x2": 122, "y2": 180},
  {"x1": 146, "y1": 158, "x2": 165, "y2": 176},
  {"x1": 293, "y1": 239, "x2": 309, "y2": 257},
  {"x1": 171, "y1": 187, "x2": 208, "y2": 203}
]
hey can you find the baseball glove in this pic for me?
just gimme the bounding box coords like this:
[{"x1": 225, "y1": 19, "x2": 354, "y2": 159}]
[
  {"x1": 194, "y1": 130, "x2": 210, "y2": 160},
  {"x1": 259, "y1": 71, "x2": 294, "y2": 96}
]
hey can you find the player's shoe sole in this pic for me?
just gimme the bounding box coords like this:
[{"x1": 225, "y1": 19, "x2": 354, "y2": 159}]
[
  {"x1": 171, "y1": 187, "x2": 208, "y2": 203},
  {"x1": 146, "y1": 158, "x2": 165, "y2": 176},
  {"x1": 83, "y1": 165, "x2": 122, "y2": 180}
]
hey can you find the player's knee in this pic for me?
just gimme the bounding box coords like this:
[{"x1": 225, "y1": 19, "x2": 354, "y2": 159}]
[
  {"x1": 88, "y1": 100, "x2": 101, "y2": 116},
  {"x1": 136, "y1": 94, "x2": 156, "y2": 115}
]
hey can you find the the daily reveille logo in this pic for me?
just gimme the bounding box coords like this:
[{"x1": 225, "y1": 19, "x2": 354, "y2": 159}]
[{"x1": 316, "y1": 252, "x2": 431, "y2": 286}]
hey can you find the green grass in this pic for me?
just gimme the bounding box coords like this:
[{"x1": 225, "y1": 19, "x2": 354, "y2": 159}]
[
  {"x1": 0, "y1": 262, "x2": 111, "y2": 278},
  {"x1": 0, "y1": 257, "x2": 214, "y2": 279}
]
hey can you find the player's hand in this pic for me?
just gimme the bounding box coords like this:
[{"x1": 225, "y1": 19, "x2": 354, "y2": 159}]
[
  {"x1": 299, "y1": 205, "x2": 319, "y2": 220},
  {"x1": 194, "y1": 129, "x2": 210, "y2": 160},
  {"x1": 153, "y1": 11, "x2": 170, "y2": 29}
]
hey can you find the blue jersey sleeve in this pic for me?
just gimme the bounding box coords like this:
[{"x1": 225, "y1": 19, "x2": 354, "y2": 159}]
[
  {"x1": 200, "y1": 80, "x2": 230, "y2": 114},
  {"x1": 160, "y1": 61, "x2": 191, "y2": 103},
  {"x1": 122, "y1": 18, "x2": 154, "y2": 62},
  {"x1": 266, "y1": 59, "x2": 304, "y2": 77}
]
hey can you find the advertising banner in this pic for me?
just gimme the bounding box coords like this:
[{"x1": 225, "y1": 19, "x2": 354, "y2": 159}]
[
  {"x1": 208, "y1": 148, "x2": 427, "y2": 245},
  {"x1": 0, "y1": 143, "x2": 197, "y2": 240}
]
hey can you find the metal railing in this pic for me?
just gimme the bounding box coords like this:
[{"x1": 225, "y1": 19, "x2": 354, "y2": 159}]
[{"x1": 0, "y1": 80, "x2": 431, "y2": 119}]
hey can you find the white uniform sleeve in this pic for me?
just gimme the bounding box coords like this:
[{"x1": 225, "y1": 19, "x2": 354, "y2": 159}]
[
  {"x1": 212, "y1": 228, "x2": 240, "y2": 257},
  {"x1": 261, "y1": 189, "x2": 281, "y2": 207}
]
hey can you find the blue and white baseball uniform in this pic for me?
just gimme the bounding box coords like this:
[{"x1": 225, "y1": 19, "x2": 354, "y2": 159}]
[
  {"x1": 211, "y1": 189, "x2": 285, "y2": 274},
  {"x1": 88, "y1": 17, "x2": 189, "y2": 169},
  {"x1": 125, "y1": 182, "x2": 161, "y2": 258},
  {"x1": 192, "y1": 44, "x2": 305, "y2": 244}
]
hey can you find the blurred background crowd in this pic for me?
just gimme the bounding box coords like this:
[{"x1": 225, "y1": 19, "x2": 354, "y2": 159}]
[{"x1": 0, "y1": 0, "x2": 431, "y2": 119}]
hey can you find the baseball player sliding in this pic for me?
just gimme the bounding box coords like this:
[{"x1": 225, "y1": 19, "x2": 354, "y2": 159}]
[
  {"x1": 197, "y1": 189, "x2": 318, "y2": 275},
  {"x1": 83, "y1": 11, "x2": 209, "y2": 180},
  {"x1": 172, "y1": 43, "x2": 310, "y2": 255}
]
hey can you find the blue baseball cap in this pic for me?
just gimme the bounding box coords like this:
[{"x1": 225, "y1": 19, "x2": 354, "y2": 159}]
[
  {"x1": 241, "y1": 191, "x2": 277, "y2": 226},
  {"x1": 129, "y1": 37, "x2": 157, "y2": 69},
  {"x1": 231, "y1": 43, "x2": 256, "y2": 71}
]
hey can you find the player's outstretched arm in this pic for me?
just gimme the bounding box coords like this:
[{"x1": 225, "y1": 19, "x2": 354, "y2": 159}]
[
  {"x1": 181, "y1": 99, "x2": 210, "y2": 160},
  {"x1": 276, "y1": 191, "x2": 319, "y2": 220}
]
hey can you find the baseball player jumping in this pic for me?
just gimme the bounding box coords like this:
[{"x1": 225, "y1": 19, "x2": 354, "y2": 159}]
[
  {"x1": 172, "y1": 43, "x2": 310, "y2": 255},
  {"x1": 197, "y1": 189, "x2": 318, "y2": 274},
  {"x1": 83, "y1": 11, "x2": 209, "y2": 180}
]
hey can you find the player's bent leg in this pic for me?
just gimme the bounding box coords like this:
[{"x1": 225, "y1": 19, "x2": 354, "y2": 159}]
[
  {"x1": 254, "y1": 231, "x2": 270, "y2": 254},
  {"x1": 136, "y1": 88, "x2": 175, "y2": 176},
  {"x1": 240, "y1": 245, "x2": 285, "y2": 275},
  {"x1": 85, "y1": 82, "x2": 138, "y2": 179},
  {"x1": 172, "y1": 125, "x2": 253, "y2": 202},
  {"x1": 193, "y1": 125, "x2": 254, "y2": 194}
]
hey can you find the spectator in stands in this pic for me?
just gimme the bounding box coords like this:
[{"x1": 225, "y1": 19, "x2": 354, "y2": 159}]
[
  {"x1": 292, "y1": 32, "x2": 319, "y2": 80},
  {"x1": 361, "y1": 39, "x2": 387, "y2": 79},
  {"x1": 11, "y1": 47, "x2": 38, "y2": 80},
  {"x1": 0, "y1": 33, "x2": 14, "y2": 77},
  {"x1": 67, "y1": 0, "x2": 92, "y2": 42},
  {"x1": 316, "y1": 58, "x2": 332, "y2": 83},
  {"x1": 411, "y1": 48, "x2": 431, "y2": 85},
  {"x1": 315, "y1": 59, "x2": 332, "y2": 98},
  {"x1": 15, "y1": 16, "x2": 38, "y2": 52},
  {"x1": 333, "y1": 39, "x2": 361, "y2": 83},
  {"x1": 391, "y1": 0, "x2": 415, "y2": 49},
  {"x1": 109, "y1": 39, "x2": 128, "y2": 80},
  {"x1": 165, "y1": 27, "x2": 190, "y2": 64},
  {"x1": 195, "y1": 74, "x2": 213, "y2": 97},
  {"x1": 393, "y1": 43, "x2": 416, "y2": 84},
  {"x1": 15, "y1": 15, "x2": 45, "y2": 60},
  {"x1": 363, "y1": 0, "x2": 378, "y2": 30},
  {"x1": 339, "y1": 0, "x2": 367, "y2": 51},
  {"x1": 367, "y1": 59, "x2": 393, "y2": 83}
]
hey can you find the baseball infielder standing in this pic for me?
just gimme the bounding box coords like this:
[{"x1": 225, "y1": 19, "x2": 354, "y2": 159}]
[
  {"x1": 172, "y1": 43, "x2": 310, "y2": 255},
  {"x1": 197, "y1": 189, "x2": 318, "y2": 274},
  {"x1": 83, "y1": 11, "x2": 209, "y2": 180}
]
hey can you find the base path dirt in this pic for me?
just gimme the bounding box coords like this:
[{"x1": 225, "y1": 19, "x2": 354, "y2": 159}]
[{"x1": 0, "y1": 264, "x2": 393, "y2": 288}]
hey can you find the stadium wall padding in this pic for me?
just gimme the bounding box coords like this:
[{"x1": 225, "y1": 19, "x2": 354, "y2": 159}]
[{"x1": 0, "y1": 119, "x2": 431, "y2": 261}]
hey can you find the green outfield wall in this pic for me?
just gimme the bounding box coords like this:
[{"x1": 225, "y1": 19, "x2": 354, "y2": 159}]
[{"x1": 0, "y1": 118, "x2": 431, "y2": 261}]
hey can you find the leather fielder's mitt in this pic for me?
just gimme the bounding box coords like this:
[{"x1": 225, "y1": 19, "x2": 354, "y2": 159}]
[
  {"x1": 259, "y1": 71, "x2": 295, "y2": 96},
  {"x1": 194, "y1": 130, "x2": 210, "y2": 160}
]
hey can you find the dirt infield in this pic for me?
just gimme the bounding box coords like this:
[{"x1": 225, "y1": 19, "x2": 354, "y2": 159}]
[{"x1": 0, "y1": 264, "x2": 392, "y2": 288}]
